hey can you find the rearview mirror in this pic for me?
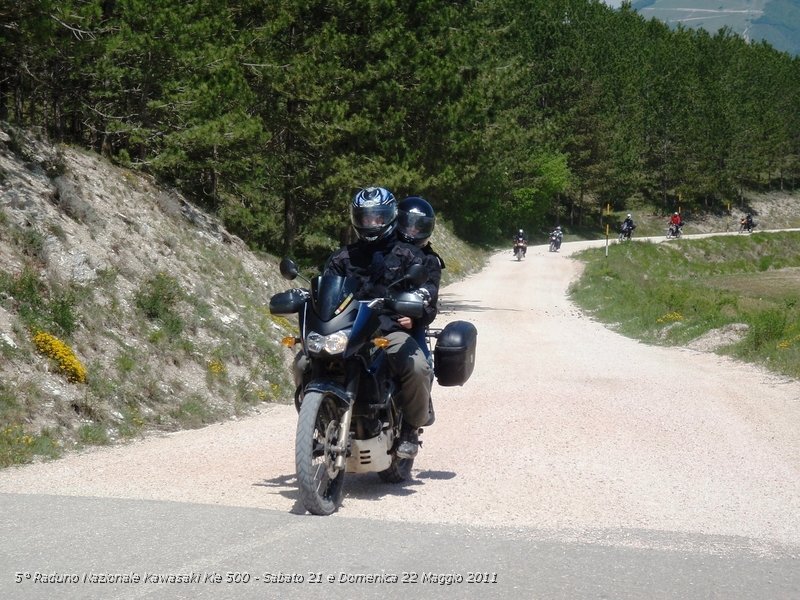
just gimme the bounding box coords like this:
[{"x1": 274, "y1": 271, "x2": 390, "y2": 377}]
[
  {"x1": 279, "y1": 258, "x2": 299, "y2": 280},
  {"x1": 406, "y1": 263, "x2": 428, "y2": 287}
]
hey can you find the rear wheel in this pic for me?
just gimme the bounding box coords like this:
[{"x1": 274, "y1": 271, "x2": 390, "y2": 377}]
[{"x1": 295, "y1": 392, "x2": 346, "y2": 515}]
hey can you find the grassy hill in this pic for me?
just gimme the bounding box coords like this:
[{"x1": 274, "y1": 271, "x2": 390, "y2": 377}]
[
  {"x1": 631, "y1": 0, "x2": 800, "y2": 55},
  {"x1": 570, "y1": 230, "x2": 800, "y2": 380}
]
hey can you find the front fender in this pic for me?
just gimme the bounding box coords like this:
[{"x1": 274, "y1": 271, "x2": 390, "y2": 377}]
[{"x1": 302, "y1": 380, "x2": 351, "y2": 409}]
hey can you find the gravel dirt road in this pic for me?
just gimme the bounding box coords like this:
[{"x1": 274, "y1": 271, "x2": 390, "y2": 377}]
[{"x1": 2, "y1": 238, "x2": 799, "y2": 553}]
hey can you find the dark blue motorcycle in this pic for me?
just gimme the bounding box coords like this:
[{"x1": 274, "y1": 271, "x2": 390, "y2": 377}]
[{"x1": 270, "y1": 258, "x2": 476, "y2": 515}]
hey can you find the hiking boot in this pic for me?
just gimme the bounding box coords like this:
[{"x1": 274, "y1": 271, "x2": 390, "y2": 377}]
[{"x1": 396, "y1": 424, "x2": 420, "y2": 459}]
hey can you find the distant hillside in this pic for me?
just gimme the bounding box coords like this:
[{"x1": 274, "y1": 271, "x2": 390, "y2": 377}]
[{"x1": 631, "y1": 0, "x2": 800, "y2": 56}]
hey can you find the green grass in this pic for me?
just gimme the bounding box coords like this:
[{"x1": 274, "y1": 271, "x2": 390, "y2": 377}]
[
  {"x1": 0, "y1": 425, "x2": 60, "y2": 466},
  {"x1": 569, "y1": 232, "x2": 800, "y2": 379},
  {"x1": 171, "y1": 396, "x2": 217, "y2": 429},
  {"x1": 0, "y1": 267, "x2": 80, "y2": 337}
]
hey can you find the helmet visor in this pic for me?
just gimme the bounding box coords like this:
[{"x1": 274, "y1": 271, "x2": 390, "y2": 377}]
[
  {"x1": 398, "y1": 210, "x2": 435, "y2": 242},
  {"x1": 350, "y1": 204, "x2": 397, "y2": 238}
]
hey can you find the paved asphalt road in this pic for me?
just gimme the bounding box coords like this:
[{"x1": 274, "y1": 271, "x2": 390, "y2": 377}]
[{"x1": 1, "y1": 493, "x2": 798, "y2": 600}]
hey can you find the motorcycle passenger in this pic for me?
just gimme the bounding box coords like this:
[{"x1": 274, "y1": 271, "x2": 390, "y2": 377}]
[
  {"x1": 513, "y1": 229, "x2": 528, "y2": 257},
  {"x1": 621, "y1": 214, "x2": 635, "y2": 238},
  {"x1": 550, "y1": 225, "x2": 564, "y2": 250},
  {"x1": 322, "y1": 186, "x2": 435, "y2": 459},
  {"x1": 397, "y1": 196, "x2": 444, "y2": 354},
  {"x1": 397, "y1": 196, "x2": 444, "y2": 427}
]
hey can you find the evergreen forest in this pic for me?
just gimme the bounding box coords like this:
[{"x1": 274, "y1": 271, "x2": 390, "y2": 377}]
[{"x1": 2, "y1": 0, "x2": 799, "y2": 262}]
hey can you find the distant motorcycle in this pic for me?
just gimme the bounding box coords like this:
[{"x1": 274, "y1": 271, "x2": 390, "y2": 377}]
[
  {"x1": 513, "y1": 241, "x2": 527, "y2": 261},
  {"x1": 549, "y1": 232, "x2": 562, "y2": 252},
  {"x1": 666, "y1": 223, "x2": 683, "y2": 239},
  {"x1": 618, "y1": 224, "x2": 635, "y2": 242},
  {"x1": 739, "y1": 218, "x2": 757, "y2": 233}
]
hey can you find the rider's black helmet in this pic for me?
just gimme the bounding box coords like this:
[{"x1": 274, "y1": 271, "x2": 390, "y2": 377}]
[
  {"x1": 397, "y1": 196, "x2": 436, "y2": 247},
  {"x1": 350, "y1": 187, "x2": 397, "y2": 242}
]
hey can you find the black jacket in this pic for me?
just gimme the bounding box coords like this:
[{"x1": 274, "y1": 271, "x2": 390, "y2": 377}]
[{"x1": 323, "y1": 233, "x2": 432, "y2": 333}]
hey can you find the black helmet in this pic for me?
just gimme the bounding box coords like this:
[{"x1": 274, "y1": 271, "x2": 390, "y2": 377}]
[
  {"x1": 397, "y1": 196, "x2": 435, "y2": 246},
  {"x1": 350, "y1": 186, "x2": 397, "y2": 242}
]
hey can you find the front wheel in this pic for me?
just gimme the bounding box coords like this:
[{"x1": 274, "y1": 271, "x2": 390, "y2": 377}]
[{"x1": 295, "y1": 391, "x2": 347, "y2": 515}]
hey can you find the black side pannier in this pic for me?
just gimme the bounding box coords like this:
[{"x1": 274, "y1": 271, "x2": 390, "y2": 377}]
[{"x1": 434, "y1": 320, "x2": 477, "y2": 387}]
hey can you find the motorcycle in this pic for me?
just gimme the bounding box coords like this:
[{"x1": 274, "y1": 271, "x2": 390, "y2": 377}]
[
  {"x1": 270, "y1": 258, "x2": 477, "y2": 515},
  {"x1": 513, "y1": 241, "x2": 527, "y2": 261},
  {"x1": 739, "y1": 218, "x2": 757, "y2": 233},
  {"x1": 618, "y1": 225, "x2": 634, "y2": 242},
  {"x1": 549, "y1": 232, "x2": 562, "y2": 252},
  {"x1": 666, "y1": 222, "x2": 683, "y2": 239}
]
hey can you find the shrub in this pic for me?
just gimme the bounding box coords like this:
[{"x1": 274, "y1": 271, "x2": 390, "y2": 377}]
[
  {"x1": 0, "y1": 268, "x2": 79, "y2": 336},
  {"x1": 78, "y1": 423, "x2": 108, "y2": 445},
  {"x1": 0, "y1": 425, "x2": 59, "y2": 467},
  {"x1": 135, "y1": 272, "x2": 181, "y2": 320},
  {"x1": 32, "y1": 331, "x2": 87, "y2": 383},
  {"x1": 746, "y1": 310, "x2": 787, "y2": 351},
  {"x1": 135, "y1": 272, "x2": 184, "y2": 338}
]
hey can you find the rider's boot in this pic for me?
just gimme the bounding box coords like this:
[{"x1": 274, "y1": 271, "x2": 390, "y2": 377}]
[{"x1": 396, "y1": 421, "x2": 421, "y2": 459}]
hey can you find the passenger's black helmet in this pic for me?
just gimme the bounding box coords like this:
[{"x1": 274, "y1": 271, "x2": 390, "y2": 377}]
[
  {"x1": 397, "y1": 196, "x2": 435, "y2": 247},
  {"x1": 350, "y1": 187, "x2": 397, "y2": 242}
]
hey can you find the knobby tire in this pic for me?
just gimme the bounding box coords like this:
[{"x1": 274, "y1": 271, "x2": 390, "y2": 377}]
[{"x1": 295, "y1": 391, "x2": 346, "y2": 515}]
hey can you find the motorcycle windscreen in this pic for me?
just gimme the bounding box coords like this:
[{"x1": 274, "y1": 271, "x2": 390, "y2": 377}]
[{"x1": 310, "y1": 275, "x2": 361, "y2": 321}]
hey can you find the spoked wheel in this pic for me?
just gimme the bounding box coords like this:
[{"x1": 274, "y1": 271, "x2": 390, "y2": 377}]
[
  {"x1": 378, "y1": 454, "x2": 415, "y2": 483},
  {"x1": 295, "y1": 392, "x2": 346, "y2": 515}
]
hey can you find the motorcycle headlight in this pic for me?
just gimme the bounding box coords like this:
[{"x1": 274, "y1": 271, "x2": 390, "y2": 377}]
[{"x1": 306, "y1": 330, "x2": 350, "y2": 355}]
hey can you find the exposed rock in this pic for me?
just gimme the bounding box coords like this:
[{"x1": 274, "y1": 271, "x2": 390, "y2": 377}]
[
  {"x1": 687, "y1": 323, "x2": 750, "y2": 352},
  {"x1": 0, "y1": 122, "x2": 295, "y2": 451}
]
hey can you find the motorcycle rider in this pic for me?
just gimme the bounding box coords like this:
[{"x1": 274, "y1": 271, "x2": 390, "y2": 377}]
[
  {"x1": 621, "y1": 214, "x2": 635, "y2": 238},
  {"x1": 741, "y1": 213, "x2": 755, "y2": 232},
  {"x1": 669, "y1": 211, "x2": 683, "y2": 237},
  {"x1": 513, "y1": 229, "x2": 528, "y2": 257},
  {"x1": 397, "y1": 196, "x2": 444, "y2": 426},
  {"x1": 550, "y1": 225, "x2": 564, "y2": 250},
  {"x1": 321, "y1": 186, "x2": 435, "y2": 459}
]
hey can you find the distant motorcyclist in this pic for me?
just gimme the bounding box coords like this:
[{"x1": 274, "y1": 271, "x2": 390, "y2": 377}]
[
  {"x1": 619, "y1": 214, "x2": 636, "y2": 240},
  {"x1": 622, "y1": 214, "x2": 635, "y2": 232},
  {"x1": 550, "y1": 225, "x2": 564, "y2": 250},
  {"x1": 668, "y1": 212, "x2": 683, "y2": 238},
  {"x1": 513, "y1": 229, "x2": 528, "y2": 257},
  {"x1": 740, "y1": 213, "x2": 755, "y2": 233}
]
